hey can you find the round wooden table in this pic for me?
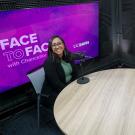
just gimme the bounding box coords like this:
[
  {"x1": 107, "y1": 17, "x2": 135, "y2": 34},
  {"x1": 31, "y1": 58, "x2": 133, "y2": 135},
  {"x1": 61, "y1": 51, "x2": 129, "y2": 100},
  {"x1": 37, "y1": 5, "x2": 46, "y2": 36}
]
[{"x1": 54, "y1": 68, "x2": 135, "y2": 135}]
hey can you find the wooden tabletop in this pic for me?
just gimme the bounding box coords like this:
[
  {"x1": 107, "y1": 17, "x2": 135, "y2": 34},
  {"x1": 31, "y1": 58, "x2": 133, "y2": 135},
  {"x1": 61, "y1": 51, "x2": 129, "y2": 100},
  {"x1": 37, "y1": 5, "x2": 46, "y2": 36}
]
[{"x1": 54, "y1": 68, "x2": 135, "y2": 135}]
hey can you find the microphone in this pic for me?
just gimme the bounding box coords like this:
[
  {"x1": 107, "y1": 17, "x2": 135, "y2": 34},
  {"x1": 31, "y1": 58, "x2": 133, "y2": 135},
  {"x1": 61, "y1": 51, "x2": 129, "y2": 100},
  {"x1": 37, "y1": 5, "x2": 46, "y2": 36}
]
[
  {"x1": 74, "y1": 52, "x2": 90, "y2": 84},
  {"x1": 70, "y1": 52, "x2": 92, "y2": 60}
]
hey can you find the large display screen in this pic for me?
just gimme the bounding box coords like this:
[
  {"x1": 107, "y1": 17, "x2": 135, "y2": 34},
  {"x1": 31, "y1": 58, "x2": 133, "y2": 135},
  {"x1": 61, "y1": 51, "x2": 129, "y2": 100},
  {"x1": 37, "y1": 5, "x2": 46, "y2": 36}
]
[{"x1": 0, "y1": 2, "x2": 99, "y2": 93}]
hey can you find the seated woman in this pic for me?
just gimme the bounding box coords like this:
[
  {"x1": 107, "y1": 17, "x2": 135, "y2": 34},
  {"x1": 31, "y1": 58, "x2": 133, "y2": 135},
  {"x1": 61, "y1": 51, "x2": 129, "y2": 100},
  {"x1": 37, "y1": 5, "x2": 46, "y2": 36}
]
[{"x1": 42, "y1": 35, "x2": 79, "y2": 108}]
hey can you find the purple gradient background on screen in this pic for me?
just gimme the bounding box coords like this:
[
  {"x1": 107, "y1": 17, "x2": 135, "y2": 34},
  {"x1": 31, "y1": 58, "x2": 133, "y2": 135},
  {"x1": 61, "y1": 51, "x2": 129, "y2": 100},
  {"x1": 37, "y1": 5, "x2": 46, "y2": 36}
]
[{"x1": 0, "y1": 2, "x2": 99, "y2": 93}]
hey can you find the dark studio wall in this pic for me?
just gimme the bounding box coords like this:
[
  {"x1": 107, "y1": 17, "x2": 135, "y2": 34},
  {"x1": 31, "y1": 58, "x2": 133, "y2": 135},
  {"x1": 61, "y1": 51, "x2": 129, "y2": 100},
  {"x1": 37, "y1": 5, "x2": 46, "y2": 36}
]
[
  {"x1": 99, "y1": 0, "x2": 113, "y2": 58},
  {"x1": 99, "y1": 0, "x2": 135, "y2": 66},
  {"x1": 120, "y1": 0, "x2": 135, "y2": 66}
]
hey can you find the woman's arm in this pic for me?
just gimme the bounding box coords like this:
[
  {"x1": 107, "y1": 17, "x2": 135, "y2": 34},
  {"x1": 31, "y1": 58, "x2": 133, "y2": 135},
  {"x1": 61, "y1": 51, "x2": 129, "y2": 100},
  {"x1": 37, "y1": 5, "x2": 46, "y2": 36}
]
[{"x1": 44, "y1": 60, "x2": 66, "y2": 92}]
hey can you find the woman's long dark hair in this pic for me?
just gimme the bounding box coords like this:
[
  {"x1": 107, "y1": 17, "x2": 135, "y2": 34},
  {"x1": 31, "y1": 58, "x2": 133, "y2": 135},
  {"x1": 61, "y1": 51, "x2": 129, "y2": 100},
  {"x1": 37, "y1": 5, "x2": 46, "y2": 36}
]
[{"x1": 48, "y1": 35, "x2": 71, "y2": 63}]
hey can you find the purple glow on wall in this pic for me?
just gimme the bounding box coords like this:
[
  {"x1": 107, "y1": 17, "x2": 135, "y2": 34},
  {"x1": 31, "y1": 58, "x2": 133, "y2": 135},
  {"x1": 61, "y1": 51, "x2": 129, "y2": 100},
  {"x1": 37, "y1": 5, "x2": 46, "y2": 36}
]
[{"x1": 0, "y1": 2, "x2": 99, "y2": 93}]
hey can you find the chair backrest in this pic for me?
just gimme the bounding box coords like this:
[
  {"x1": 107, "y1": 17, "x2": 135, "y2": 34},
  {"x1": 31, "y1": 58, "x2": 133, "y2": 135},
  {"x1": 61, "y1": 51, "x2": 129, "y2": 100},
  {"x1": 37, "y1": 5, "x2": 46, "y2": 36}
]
[{"x1": 27, "y1": 67, "x2": 45, "y2": 94}]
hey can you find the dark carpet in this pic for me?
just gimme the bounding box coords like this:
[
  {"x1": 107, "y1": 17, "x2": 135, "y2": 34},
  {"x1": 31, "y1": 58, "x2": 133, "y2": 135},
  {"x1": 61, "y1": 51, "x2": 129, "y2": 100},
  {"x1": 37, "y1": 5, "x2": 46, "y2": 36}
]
[{"x1": 0, "y1": 106, "x2": 64, "y2": 135}]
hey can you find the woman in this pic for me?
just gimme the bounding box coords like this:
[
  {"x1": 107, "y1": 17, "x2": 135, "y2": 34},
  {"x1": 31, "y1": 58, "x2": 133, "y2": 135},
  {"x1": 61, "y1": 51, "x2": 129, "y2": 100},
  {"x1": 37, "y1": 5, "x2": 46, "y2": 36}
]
[{"x1": 42, "y1": 35, "x2": 78, "y2": 107}]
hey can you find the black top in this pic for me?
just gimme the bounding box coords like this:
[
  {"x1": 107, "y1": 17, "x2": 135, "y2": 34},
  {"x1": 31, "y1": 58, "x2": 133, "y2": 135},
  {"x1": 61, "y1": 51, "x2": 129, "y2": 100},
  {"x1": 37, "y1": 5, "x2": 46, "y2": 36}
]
[{"x1": 42, "y1": 53, "x2": 79, "y2": 99}]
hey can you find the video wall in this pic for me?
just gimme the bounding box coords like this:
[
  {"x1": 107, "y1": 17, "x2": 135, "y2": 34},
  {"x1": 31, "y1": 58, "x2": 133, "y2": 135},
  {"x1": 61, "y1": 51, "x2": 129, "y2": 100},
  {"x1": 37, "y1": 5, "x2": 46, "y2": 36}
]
[{"x1": 0, "y1": 2, "x2": 99, "y2": 93}]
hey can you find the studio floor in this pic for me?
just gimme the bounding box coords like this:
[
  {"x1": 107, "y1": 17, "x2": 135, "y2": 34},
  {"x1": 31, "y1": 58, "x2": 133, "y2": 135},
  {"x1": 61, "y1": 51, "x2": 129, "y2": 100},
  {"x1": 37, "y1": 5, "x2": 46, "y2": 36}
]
[{"x1": 0, "y1": 106, "x2": 64, "y2": 135}]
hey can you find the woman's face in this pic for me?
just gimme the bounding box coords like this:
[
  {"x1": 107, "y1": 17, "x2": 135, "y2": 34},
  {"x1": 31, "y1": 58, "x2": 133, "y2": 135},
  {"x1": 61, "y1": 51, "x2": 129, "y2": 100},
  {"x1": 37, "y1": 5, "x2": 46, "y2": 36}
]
[{"x1": 51, "y1": 37, "x2": 65, "y2": 57}]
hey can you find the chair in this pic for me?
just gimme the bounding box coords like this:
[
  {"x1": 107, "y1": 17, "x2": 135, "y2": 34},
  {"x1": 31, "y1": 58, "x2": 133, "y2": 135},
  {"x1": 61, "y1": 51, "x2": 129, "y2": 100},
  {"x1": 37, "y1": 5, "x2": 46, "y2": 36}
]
[{"x1": 27, "y1": 67, "x2": 47, "y2": 128}]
